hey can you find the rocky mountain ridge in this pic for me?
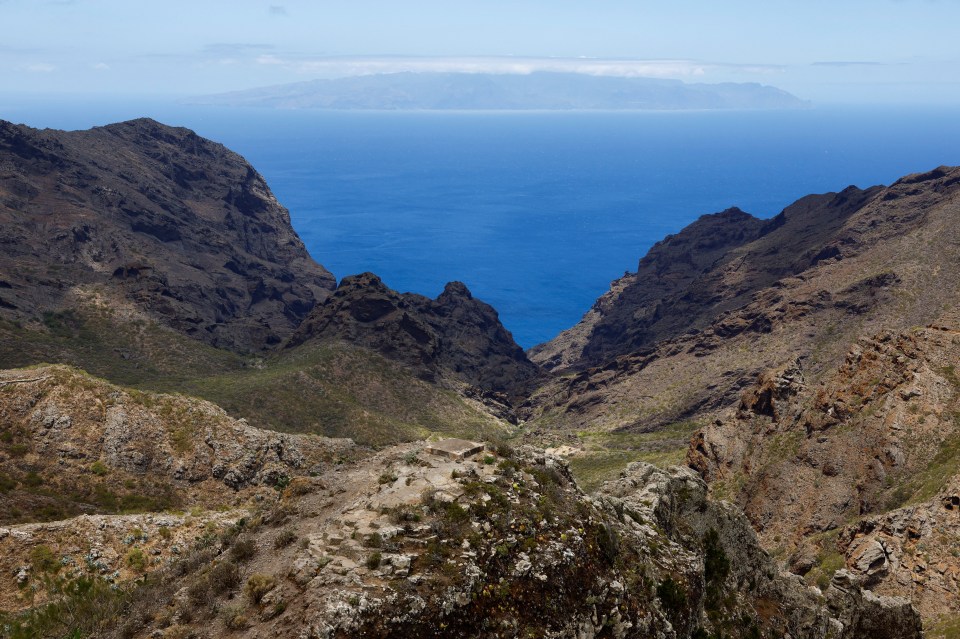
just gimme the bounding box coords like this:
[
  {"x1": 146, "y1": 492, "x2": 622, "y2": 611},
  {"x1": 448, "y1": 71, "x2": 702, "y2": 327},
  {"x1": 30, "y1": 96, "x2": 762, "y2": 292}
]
[
  {"x1": 0, "y1": 117, "x2": 540, "y2": 436},
  {"x1": 288, "y1": 272, "x2": 540, "y2": 403},
  {"x1": 688, "y1": 321, "x2": 960, "y2": 621},
  {"x1": 0, "y1": 117, "x2": 336, "y2": 353},
  {"x1": 0, "y1": 364, "x2": 357, "y2": 526},
  {"x1": 524, "y1": 166, "x2": 960, "y2": 436},
  {"x1": 3, "y1": 116, "x2": 960, "y2": 636}
]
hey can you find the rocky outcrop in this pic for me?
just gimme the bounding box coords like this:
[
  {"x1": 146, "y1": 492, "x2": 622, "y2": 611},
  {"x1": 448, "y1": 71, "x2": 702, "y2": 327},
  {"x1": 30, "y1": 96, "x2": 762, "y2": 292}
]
[
  {"x1": 288, "y1": 272, "x2": 542, "y2": 401},
  {"x1": 689, "y1": 327, "x2": 960, "y2": 539},
  {"x1": 530, "y1": 207, "x2": 775, "y2": 370},
  {"x1": 0, "y1": 365, "x2": 356, "y2": 524},
  {"x1": 687, "y1": 323, "x2": 960, "y2": 623},
  {"x1": 596, "y1": 463, "x2": 921, "y2": 639},
  {"x1": 833, "y1": 478, "x2": 960, "y2": 620},
  {"x1": 3, "y1": 445, "x2": 916, "y2": 638},
  {"x1": 0, "y1": 118, "x2": 335, "y2": 352}
]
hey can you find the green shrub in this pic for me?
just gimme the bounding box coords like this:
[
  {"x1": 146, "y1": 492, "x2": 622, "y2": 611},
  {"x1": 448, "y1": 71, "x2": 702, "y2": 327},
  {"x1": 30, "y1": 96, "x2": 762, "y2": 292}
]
[
  {"x1": 222, "y1": 603, "x2": 249, "y2": 630},
  {"x1": 703, "y1": 528, "x2": 731, "y2": 612},
  {"x1": 30, "y1": 545, "x2": 60, "y2": 574},
  {"x1": 90, "y1": 461, "x2": 110, "y2": 476},
  {"x1": 283, "y1": 477, "x2": 313, "y2": 497},
  {"x1": 125, "y1": 548, "x2": 147, "y2": 573},
  {"x1": 704, "y1": 531, "x2": 730, "y2": 582},
  {"x1": 9, "y1": 444, "x2": 29, "y2": 458},
  {"x1": 244, "y1": 573, "x2": 276, "y2": 604},
  {"x1": 0, "y1": 472, "x2": 15, "y2": 493},
  {"x1": 365, "y1": 552, "x2": 382, "y2": 570},
  {"x1": 494, "y1": 441, "x2": 515, "y2": 458},
  {"x1": 657, "y1": 577, "x2": 687, "y2": 618},
  {"x1": 23, "y1": 471, "x2": 42, "y2": 487},
  {"x1": 596, "y1": 523, "x2": 620, "y2": 565},
  {"x1": 186, "y1": 577, "x2": 210, "y2": 607},
  {"x1": 385, "y1": 505, "x2": 421, "y2": 526},
  {"x1": 209, "y1": 560, "x2": 241, "y2": 594},
  {"x1": 0, "y1": 575, "x2": 125, "y2": 638}
]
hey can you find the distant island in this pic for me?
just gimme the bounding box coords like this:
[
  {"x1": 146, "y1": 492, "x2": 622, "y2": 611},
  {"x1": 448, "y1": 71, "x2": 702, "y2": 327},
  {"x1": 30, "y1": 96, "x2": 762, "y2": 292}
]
[{"x1": 190, "y1": 71, "x2": 809, "y2": 111}]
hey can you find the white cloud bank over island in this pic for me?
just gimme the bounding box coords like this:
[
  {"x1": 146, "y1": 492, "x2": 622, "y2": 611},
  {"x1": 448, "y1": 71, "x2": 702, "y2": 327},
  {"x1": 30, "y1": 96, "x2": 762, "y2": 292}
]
[
  {"x1": 0, "y1": 0, "x2": 958, "y2": 104},
  {"x1": 251, "y1": 55, "x2": 733, "y2": 80}
]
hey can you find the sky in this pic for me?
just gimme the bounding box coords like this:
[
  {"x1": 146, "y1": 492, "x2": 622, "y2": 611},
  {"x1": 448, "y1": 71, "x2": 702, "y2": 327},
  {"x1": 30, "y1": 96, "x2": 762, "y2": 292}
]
[{"x1": 1, "y1": 0, "x2": 959, "y2": 104}]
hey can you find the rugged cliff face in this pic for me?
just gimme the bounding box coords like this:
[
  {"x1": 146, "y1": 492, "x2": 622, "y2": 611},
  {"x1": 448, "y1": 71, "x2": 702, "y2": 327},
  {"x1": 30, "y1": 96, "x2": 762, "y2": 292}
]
[
  {"x1": 525, "y1": 167, "x2": 960, "y2": 435},
  {"x1": 0, "y1": 118, "x2": 336, "y2": 352},
  {"x1": 688, "y1": 320, "x2": 960, "y2": 621},
  {"x1": 288, "y1": 272, "x2": 542, "y2": 403},
  {"x1": 529, "y1": 188, "x2": 881, "y2": 372},
  {"x1": 0, "y1": 119, "x2": 539, "y2": 436}
]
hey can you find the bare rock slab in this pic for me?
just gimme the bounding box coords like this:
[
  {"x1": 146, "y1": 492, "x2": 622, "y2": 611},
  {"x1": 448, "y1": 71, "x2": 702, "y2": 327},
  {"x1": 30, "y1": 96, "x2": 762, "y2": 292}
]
[{"x1": 425, "y1": 439, "x2": 484, "y2": 460}]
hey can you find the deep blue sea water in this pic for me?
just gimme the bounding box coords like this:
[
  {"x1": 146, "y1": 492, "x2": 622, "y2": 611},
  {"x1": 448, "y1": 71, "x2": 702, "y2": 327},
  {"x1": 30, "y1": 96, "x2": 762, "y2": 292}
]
[{"x1": 3, "y1": 97, "x2": 960, "y2": 347}]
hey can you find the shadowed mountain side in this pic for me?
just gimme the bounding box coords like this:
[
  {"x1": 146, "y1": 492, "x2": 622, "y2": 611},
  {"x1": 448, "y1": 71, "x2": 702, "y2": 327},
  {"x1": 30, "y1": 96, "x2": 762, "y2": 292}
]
[
  {"x1": 531, "y1": 187, "x2": 882, "y2": 371},
  {"x1": 524, "y1": 167, "x2": 960, "y2": 435},
  {"x1": 287, "y1": 273, "x2": 542, "y2": 406},
  {"x1": 0, "y1": 118, "x2": 335, "y2": 353}
]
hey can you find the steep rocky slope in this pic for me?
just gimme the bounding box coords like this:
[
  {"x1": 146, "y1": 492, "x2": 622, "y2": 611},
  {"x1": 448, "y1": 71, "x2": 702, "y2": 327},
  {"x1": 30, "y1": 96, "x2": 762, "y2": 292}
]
[
  {"x1": 288, "y1": 272, "x2": 542, "y2": 403},
  {"x1": 0, "y1": 445, "x2": 921, "y2": 638},
  {"x1": 529, "y1": 188, "x2": 879, "y2": 372},
  {"x1": 688, "y1": 318, "x2": 960, "y2": 622},
  {"x1": 0, "y1": 117, "x2": 335, "y2": 353},
  {"x1": 0, "y1": 365, "x2": 357, "y2": 525},
  {"x1": 525, "y1": 167, "x2": 960, "y2": 437}
]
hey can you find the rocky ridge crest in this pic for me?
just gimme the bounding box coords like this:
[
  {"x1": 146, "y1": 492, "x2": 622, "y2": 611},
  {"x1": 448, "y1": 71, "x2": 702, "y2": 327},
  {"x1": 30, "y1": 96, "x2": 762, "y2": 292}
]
[{"x1": 288, "y1": 272, "x2": 541, "y2": 403}]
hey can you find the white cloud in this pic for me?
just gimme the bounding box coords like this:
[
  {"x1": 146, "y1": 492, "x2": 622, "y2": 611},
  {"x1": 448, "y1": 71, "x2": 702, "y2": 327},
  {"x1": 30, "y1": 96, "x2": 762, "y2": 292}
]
[
  {"x1": 250, "y1": 55, "x2": 780, "y2": 80},
  {"x1": 203, "y1": 43, "x2": 275, "y2": 56},
  {"x1": 256, "y1": 54, "x2": 284, "y2": 66},
  {"x1": 93, "y1": 62, "x2": 110, "y2": 71},
  {"x1": 25, "y1": 62, "x2": 56, "y2": 73}
]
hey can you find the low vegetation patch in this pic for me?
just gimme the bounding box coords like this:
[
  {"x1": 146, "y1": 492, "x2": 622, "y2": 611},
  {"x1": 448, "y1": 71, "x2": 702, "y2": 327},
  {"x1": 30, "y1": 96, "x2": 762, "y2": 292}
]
[
  {"x1": 244, "y1": 573, "x2": 276, "y2": 604},
  {"x1": 569, "y1": 421, "x2": 703, "y2": 492}
]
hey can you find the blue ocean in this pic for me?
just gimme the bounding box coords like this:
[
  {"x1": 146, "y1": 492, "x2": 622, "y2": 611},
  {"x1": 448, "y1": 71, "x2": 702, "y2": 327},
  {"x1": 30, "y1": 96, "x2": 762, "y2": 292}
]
[{"x1": 4, "y1": 98, "x2": 960, "y2": 347}]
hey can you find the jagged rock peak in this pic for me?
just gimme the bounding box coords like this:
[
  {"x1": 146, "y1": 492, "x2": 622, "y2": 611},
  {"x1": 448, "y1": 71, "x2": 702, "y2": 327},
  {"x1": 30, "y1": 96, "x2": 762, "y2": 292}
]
[
  {"x1": 439, "y1": 280, "x2": 473, "y2": 300},
  {"x1": 289, "y1": 273, "x2": 540, "y2": 400}
]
